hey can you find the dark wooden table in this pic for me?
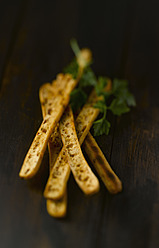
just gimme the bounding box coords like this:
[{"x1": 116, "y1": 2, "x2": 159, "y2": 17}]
[{"x1": 1, "y1": 0, "x2": 159, "y2": 247}]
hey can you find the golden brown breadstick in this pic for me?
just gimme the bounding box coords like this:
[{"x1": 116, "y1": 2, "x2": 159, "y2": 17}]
[
  {"x1": 60, "y1": 105, "x2": 100, "y2": 195},
  {"x1": 83, "y1": 132, "x2": 122, "y2": 194},
  {"x1": 19, "y1": 74, "x2": 77, "y2": 179},
  {"x1": 40, "y1": 85, "x2": 67, "y2": 217},
  {"x1": 39, "y1": 84, "x2": 67, "y2": 217}
]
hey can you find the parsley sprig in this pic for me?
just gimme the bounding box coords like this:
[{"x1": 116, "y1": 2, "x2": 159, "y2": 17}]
[
  {"x1": 93, "y1": 77, "x2": 136, "y2": 135},
  {"x1": 93, "y1": 100, "x2": 111, "y2": 136},
  {"x1": 64, "y1": 39, "x2": 136, "y2": 136}
]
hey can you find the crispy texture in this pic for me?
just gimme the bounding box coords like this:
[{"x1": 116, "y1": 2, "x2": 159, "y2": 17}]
[
  {"x1": 43, "y1": 86, "x2": 105, "y2": 200},
  {"x1": 83, "y1": 132, "x2": 122, "y2": 194},
  {"x1": 47, "y1": 129, "x2": 62, "y2": 170},
  {"x1": 60, "y1": 105, "x2": 100, "y2": 195},
  {"x1": 19, "y1": 74, "x2": 77, "y2": 179}
]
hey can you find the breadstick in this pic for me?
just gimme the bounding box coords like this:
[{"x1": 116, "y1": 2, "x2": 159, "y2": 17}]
[
  {"x1": 60, "y1": 105, "x2": 100, "y2": 195},
  {"x1": 83, "y1": 133, "x2": 122, "y2": 194},
  {"x1": 19, "y1": 74, "x2": 77, "y2": 179},
  {"x1": 46, "y1": 192, "x2": 67, "y2": 218},
  {"x1": 39, "y1": 83, "x2": 67, "y2": 217}
]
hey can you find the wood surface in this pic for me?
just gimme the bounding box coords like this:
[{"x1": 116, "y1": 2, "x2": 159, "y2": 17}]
[{"x1": 0, "y1": 0, "x2": 159, "y2": 247}]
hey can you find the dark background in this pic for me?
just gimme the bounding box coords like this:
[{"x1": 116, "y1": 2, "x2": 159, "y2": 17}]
[{"x1": 0, "y1": 0, "x2": 159, "y2": 247}]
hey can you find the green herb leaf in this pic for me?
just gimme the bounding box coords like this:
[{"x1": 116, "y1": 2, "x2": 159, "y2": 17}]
[
  {"x1": 79, "y1": 67, "x2": 97, "y2": 87},
  {"x1": 124, "y1": 92, "x2": 136, "y2": 106},
  {"x1": 95, "y1": 76, "x2": 112, "y2": 103},
  {"x1": 94, "y1": 100, "x2": 107, "y2": 113},
  {"x1": 70, "y1": 39, "x2": 80, "y2": 57},
  {"x1": 70, "y1": 88, "x2": 87, "y2": 112},
  {"x1": 95, "y1": 77, "x2": 108, "y2": 95},
  {"x1": 63, "y1": 59, "x2": 79, "y2": 79},
  {"x1": 109, "y1": 98, "x2": 130, "y2": 116},
  {"x1": 112, "y1": 78, "x2": 136, "y2": 107},
  {"x1": 65, "y1": 40, "x2": 136, "y2": 136},
  {"x1": 93, "y1": 100, "x2": 110, "y2": 136},
  {"x1": 112, "y1": 78, "x2": 128, "y2": 92},
  {"x1": 93, "y1": 118, "x2": 111, "y2": 136}
]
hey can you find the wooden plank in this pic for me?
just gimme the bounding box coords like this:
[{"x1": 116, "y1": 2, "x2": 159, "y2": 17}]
[{"x1": 1, "y1": 0, "x2": 159, "y2": 247}]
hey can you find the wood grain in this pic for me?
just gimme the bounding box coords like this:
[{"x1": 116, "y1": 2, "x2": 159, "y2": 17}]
[{"x1": 0, "y1": 0, "x2": 159, "y2": 247}]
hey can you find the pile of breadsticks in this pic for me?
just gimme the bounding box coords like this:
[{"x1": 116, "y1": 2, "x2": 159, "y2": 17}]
[{"x1": 19, "y1": 47, "x2": 122, "y2": 218}]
